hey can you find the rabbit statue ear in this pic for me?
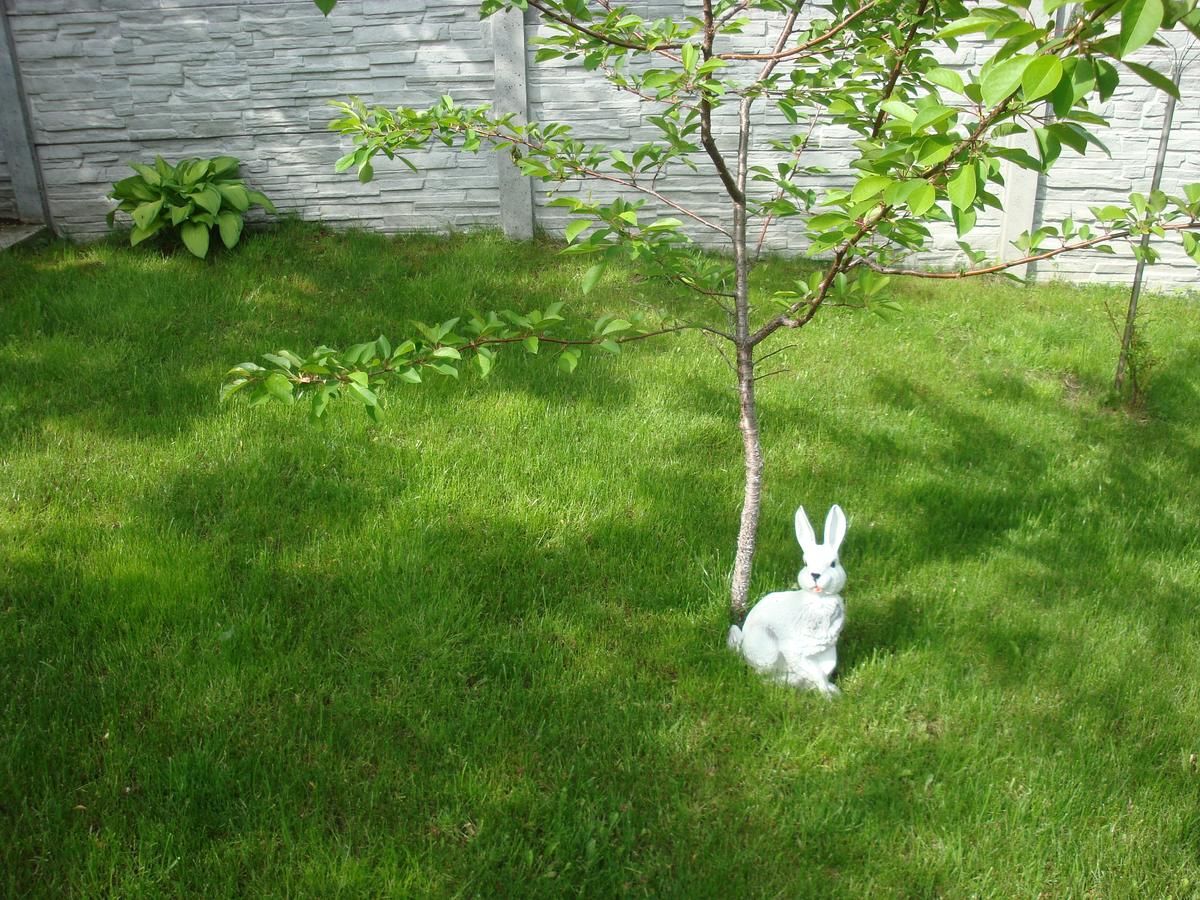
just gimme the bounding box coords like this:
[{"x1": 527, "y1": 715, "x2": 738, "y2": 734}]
[
  {"x1": 824, "y1": 504, "x2": 847, "y2": 551},
  {"x1": 795, "y1": 506, "x2": 818, "y2": 554}
]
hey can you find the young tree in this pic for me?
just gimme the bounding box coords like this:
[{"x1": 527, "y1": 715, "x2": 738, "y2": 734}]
[{"x1": 225, "y1": 0, "x2": 1200, "y2": 619}]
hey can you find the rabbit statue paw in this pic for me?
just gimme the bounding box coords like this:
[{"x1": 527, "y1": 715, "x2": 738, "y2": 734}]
[{"x1": 728, "y1": 504, "x2": 848, "y2": 697}]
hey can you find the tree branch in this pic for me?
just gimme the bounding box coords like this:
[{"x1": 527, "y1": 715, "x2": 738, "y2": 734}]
[
  {"x1": 753, "y1": 113, "x2": 821, "y2": 258},
  {"x1": 525, "y1": 0, "x2": 683, "y2": 59},
  {"x1": 699, "y1": 0, "x2": 745, "y2": 205},
  {"x1": 869, "y1": 0, "x2": 930, "y2": 140},
  {"x1": 717, "y1": 0, "x2": 882, "y2": 61},
  {"x1": 861, "y1": 220, "x2": 1200, "y2": 280},
  {"x1": 413, "y1": 116, "x2": 732, "y2": 237}
]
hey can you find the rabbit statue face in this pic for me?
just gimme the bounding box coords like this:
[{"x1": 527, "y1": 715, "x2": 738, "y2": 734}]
[{"x1": 795, "y1": 505, "x2": 848, "y2": 595}]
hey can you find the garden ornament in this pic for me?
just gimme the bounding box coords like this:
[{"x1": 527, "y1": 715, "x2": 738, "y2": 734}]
[{"x1": 728, "y1": 505, "x2": 848, "y2": 696}]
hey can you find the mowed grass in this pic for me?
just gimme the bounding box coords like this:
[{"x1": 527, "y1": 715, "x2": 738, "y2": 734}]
[{"x1": 2, "y1": 222, "x2": 1200, "y2": 897}]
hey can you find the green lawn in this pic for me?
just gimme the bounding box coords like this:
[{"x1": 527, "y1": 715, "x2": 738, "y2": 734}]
[{"x1": 3, "y1": 222, "x2": 1200, "y2": 897}]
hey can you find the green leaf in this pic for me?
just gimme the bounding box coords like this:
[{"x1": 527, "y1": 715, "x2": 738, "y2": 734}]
[
  {"x1": 1121, "y1": 60, "x2": 1181, "y2": 99},
  {"x1": 129, "y1": 220, "x2": 164, "y2": 247},
  {"x1": 1021, "y1": 56, "x2": 1063, "y2": 101},
  {"x1": 981, "y1": 54, "x2": 1034, "y2": 107},
  {"x1": 347, "y1": 380, "x2": 379, "y2": 406},
  {"x1": 216, "y1": 183, "x2": 250, "y2": 211},
  {"x1": 598, "y1": 339, "x2": 621, "y2": 355},
  {"x1": 131, "y1": 199, "x2": 163, "y2": 231},
  {"x1": 210, "y1": 156, "x2": 240, "y2": 176},
  {"x1": 1049, "y1": 122, "x2": 1088, "y2": 155},
  {"x1": 474, "y1": 353, "x2": 493, "y2": 378},
  {"x1": 398, "y1": 368, "x2": 422, "y2": 384},
  {"x1": 807, "y1": 212, "x2": 851, "y2": 231},
  {"x1": 219, "y1": 377, "x2": 251, "y2": 404},
  {"x1": 313, "y1": 0, "x2": 338, "y2": 14},
  {"x1": 681, "y1": 42, "x2": 699, "y2": 71},
  {"x1": 264, "y1": 372, "x2": 294, "y2": 403},
  {"x1": 883, "y1": 180, "x2": 924, "y2": 207},
  {"x1": 431, "y1": 346, "x2": 462, "y2": 360},
  {"x1": 851, "y1": 175, "x2": 893, "y2": 202},
  {"x1": 926, "y1": 67, "x2": 966, "y2": 95},
  {"x1": 192, "y1": 187, "x2": 222, "y2": 215},
  {"x1": 990, "y1": 146, "x2": 1043, "y2": 170},
  {"x1": 936, "y1": 14, "x2": 994, "y2": 39},
  {"x1": 947, "y1": 165, "x2": 977, "y2": 211},
  {"x1": 217, "y1": 210, "x2": 243, "y2": 249},
  {"x1": 910, "y1": 105, "x2": 956, "y2": 133},
  {"x1": 952, "y1": 205, "x2": 977, "y2": 237},
  {"x1": 1034, "y1": 127, "x2": 1062, "y2": 167},
  {"x1": 310, "y1": 385, "x2": 333, "y2": 420},
  {"x1": 523, "y1": 335, "x2": 539, "y2": 355},
  {"x1": 565, "y1": 219, "x2": 590, "y2": 243},
  {"x1": 880, "y1": 99, "x2": 917, "y2": 122},
  {"x1": 1095, "y1": 61, "x2": 1120, "y2": 101},
  {"x1": 169, "y1": 203, "x2": 193, "y2": 226},
  {"x1": 558, "y1": 349, "x2": 580, "y2": 374},
  {"x1": 180, "y1": 221, "x2": 211, "y2": 258},
  {"x1": 181, "y1": 159, "x2": 210, "y2": 185},
  {"x1": 263, "y1": 352, "x2": 296, "y2": 370},
  {"x1": 581, "y1": 262, "x2": 605, "y2": 294},
  {"x1": 1049, "y1": 73, "x2": 1076, "y2": 118},
  {"x1": 1119, "y1": 0, "x2": 1164, "y2": 57},
  {"x1": 600, "y1": 318, "x2": 632, "y2": 336},
  {"x1": 246, "y1": 190, "x2": 277, "y2": 214},
  {"x1": 130, "y1": 162, "x2": 161, "y2": 186},
  {"x1": 1055, "y1": 122, "x2": 1111, "y2": 157},
  {"x1": 112, "y1": 176, "x2": 156, "y2": 202},
  {"x1": 905, "y1": 181, "x2": 936, "y2": 216},
  {"x1": 1182, "y1": 231, "x2": 1200, "y2": 263}
]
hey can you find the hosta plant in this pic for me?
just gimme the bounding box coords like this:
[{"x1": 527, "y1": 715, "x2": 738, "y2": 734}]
[{"x1": 107, "y1": 156, "x2": 276, "y2": 258}]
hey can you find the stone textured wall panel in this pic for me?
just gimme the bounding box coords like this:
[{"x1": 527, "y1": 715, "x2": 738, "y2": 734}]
[
  {"x1": 6, "y1": 0, "x2": 497, "y2": 239},
  {"x1": 3, "y1": 0, "x2": 1197, "y2": 290}
]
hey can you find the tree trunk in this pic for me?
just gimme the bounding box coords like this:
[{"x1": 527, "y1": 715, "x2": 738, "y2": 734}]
[
  {"x1": 1114, "y1": 58, "x2": 1181, "y2": 398},
  {"x1": 729, "y1": 196, "x2": 761, "y2": 621},
  {"x1": 731, "y1": 340, "x2": 763, "y2": 620}
]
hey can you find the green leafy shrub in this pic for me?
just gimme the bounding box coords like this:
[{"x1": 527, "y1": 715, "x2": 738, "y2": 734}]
[{"x1": 107, "y1": 156, "x2": 277, "y2": 258}]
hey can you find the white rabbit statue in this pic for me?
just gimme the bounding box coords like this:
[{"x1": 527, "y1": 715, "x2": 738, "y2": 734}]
[{"x1": 728, "y1": 505, "x2": 848, "y2": 696}]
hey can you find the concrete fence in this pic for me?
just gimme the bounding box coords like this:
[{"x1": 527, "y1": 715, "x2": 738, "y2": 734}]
[{"x1": 0, "y1": 0, "x2": 1197, "y2": 290}]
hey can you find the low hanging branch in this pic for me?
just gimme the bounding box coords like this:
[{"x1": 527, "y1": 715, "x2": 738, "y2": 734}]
[
  {"x1": 862, "y1": 211, "x2": 1200, "y2": 280},
  {"x1": 223, "y1": 303, "x2": 697, "y2": 421}
]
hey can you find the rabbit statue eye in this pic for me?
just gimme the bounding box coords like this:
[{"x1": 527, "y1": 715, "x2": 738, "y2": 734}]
[{"x1": 831, "y1": 559, "x2": 838, "y2": 567}]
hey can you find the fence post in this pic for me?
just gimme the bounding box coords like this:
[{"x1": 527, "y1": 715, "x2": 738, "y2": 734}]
[
  {"x1": 0, "y1": 6, "x2": 48, "y2": 226},
  {"x1": 995, "y1": 134, "x2": 1041, "y2": 280},
  {"x1": 493, "y1": 7, "x2": 534, "y2": 240}
]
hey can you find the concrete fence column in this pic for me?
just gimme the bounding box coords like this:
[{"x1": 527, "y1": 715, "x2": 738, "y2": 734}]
[
  {"x1": 996, "y1": 133, "x2": 1041, "y2": 280},
  {"x1": 492, "y1": 7, "x2": 534, "y2": 240},
  {"x1": 0, "y1": 5, "x2": 48, "y2": 225}
]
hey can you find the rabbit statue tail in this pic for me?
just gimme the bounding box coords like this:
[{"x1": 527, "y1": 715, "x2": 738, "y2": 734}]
[{"x1": 727, "y1": 624, "x2": 744, "y2": 651}]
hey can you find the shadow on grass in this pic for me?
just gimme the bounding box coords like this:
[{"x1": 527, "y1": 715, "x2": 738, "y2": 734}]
[{"x1": 0, "y1": 225, "x2": 676, "y2": 451}]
